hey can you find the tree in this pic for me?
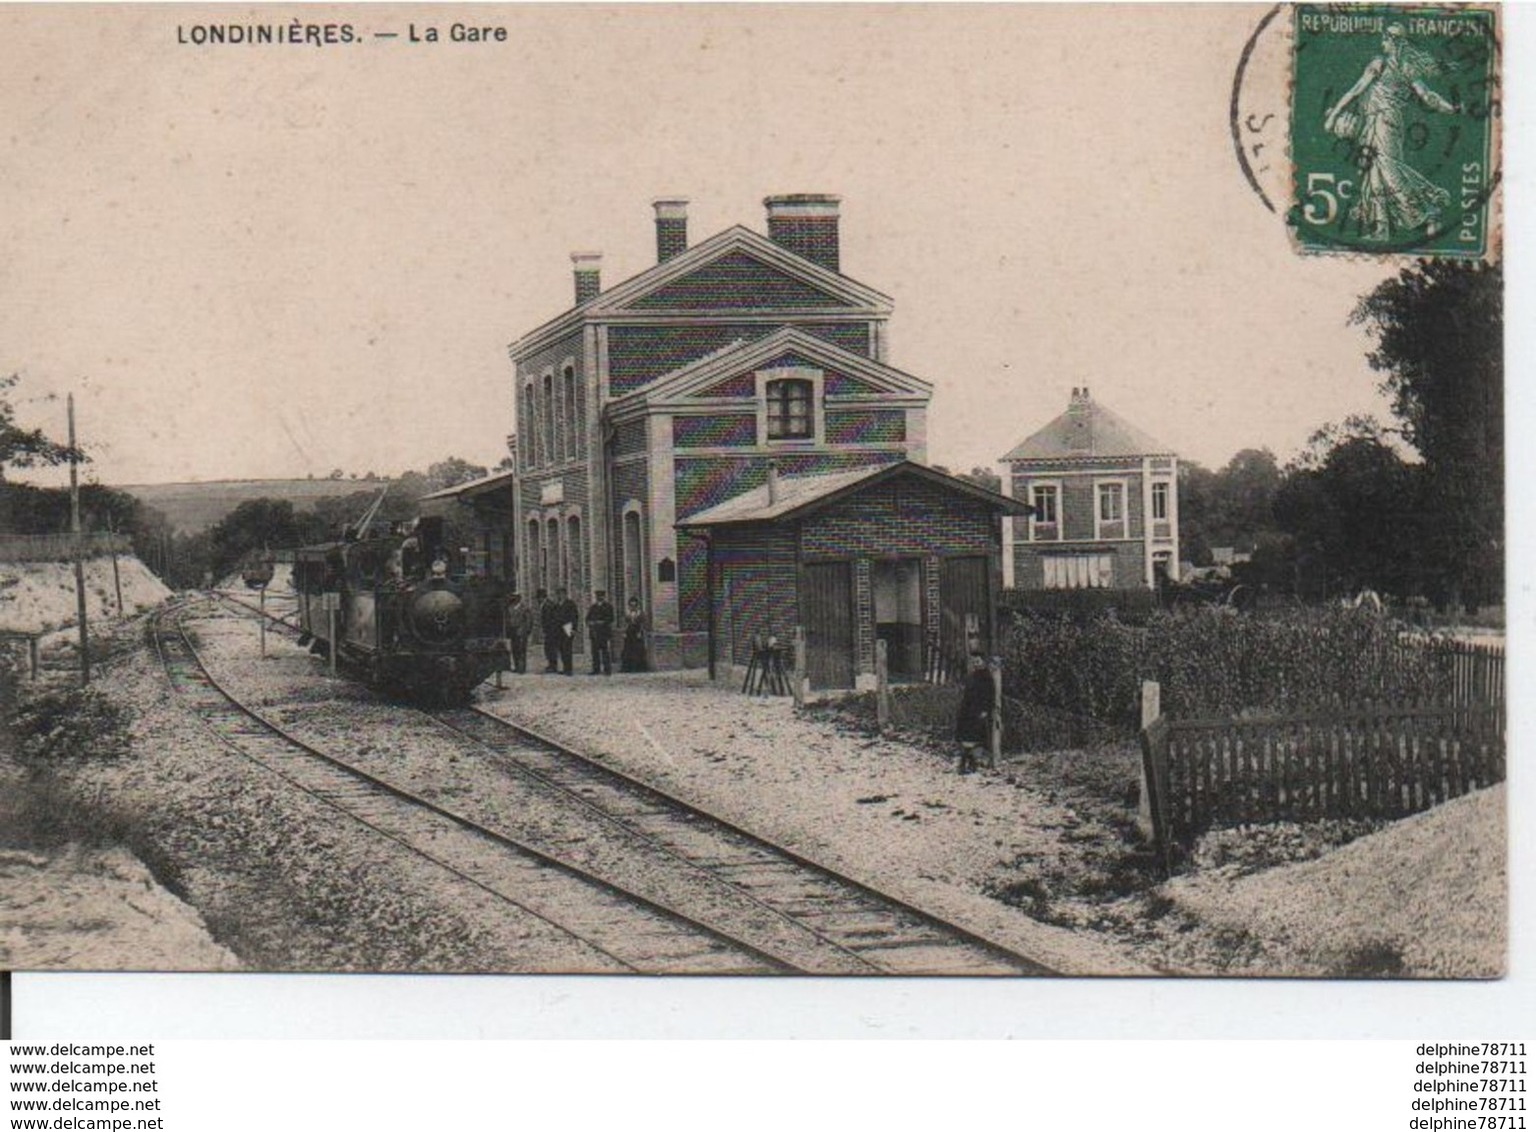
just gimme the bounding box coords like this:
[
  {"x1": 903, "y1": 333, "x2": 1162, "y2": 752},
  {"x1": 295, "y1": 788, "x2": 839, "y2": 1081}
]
[
  {"x1": 425, "y1": 457, "x2": 489, "y2": 491},
  {"x1": 206, "y1": 499, "x2": 323, "y2": 582},
  {"x1": 1353, "y1": 261, "x2": 1502, "y2": 608},
  {"x1": 0, "y1": 374, "x2": 83, "y2": 481},
  {"x1": 1274, "y1": 431, "x2": 1424, "y2": 601},
  {"x1": 0, "y1": 374, "x2": 87, "y2": 533},
  {"x1": 1176, "y1": 450, "x2": 1283, "y2": 566},
  {"x1": 955, "y1": 466, "x2": 1002, "y2": 494}
]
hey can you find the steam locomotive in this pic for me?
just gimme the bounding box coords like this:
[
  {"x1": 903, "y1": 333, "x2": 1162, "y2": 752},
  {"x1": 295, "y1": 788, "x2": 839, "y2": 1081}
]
[{"x1": 293, "y1": 514, "x2": 508, "y2": 704}]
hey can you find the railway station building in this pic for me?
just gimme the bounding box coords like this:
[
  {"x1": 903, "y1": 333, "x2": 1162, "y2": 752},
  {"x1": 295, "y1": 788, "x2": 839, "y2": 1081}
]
[
  {"x1": 507, "y1": 195, "x2": 934, "y2": 668},
  {"x1": 1000, "y1": 387, "x2": 1180, "y2": 591},
  {"x1": 677, "y1": 461, "x2": 1029, "y2": 692}
]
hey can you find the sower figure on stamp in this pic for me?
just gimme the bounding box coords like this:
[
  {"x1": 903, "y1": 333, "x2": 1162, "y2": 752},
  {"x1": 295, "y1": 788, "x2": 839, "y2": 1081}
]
[
  {"x1": 537, "y1": 588, "x2": 559, "y2": 673},
  {"x1": 620, "y1": 596, "x2": 649, "y2": 672},
  {"x1": 587, "y1": 589, "x2": 616, "y2": 676},
  {"x1": 505, "y1": 591, "x2": 533, "y2": 674},
  {"x1": 1323, "y1": 24, "x2": 1458, "y2": 240},
  {"x1": 955, "y1": 653, "x2": 995, "y2": 776},
  {"x1": 551, "y1": 587, "x2": 579, "y2": 676}
]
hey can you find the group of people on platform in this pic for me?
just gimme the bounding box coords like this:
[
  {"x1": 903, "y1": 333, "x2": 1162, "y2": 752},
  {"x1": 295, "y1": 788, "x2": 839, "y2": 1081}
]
[{"x1": 502, "y1": 587, "x2": 649, "y2": 677}]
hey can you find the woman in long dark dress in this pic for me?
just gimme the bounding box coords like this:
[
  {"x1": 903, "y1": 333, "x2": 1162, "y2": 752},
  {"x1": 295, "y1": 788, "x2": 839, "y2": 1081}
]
[{"x1": 620, "y1": 597, "x2": 649, "y2": 672}]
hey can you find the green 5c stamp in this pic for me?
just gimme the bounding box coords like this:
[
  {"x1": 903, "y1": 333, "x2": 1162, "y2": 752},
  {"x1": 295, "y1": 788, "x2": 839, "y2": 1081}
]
[{"x1": 1290, "y1": 5, "x2": 1498, "y2": 258}]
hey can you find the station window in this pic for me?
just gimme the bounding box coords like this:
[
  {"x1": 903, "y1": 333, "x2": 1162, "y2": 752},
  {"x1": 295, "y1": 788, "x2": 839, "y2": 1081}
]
[
  {"x1": 765, "y1": 378, "x2": 814, "y2": 440},
  {"x1": 1151, "y1": 481, "x2": 1170, "y2": 522}
]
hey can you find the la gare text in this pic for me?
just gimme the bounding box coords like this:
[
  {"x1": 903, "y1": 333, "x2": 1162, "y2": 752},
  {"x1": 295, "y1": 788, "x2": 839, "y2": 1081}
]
[
  {"x1": 175, "y1": 22, "x2": 508, "y2": 46},
  {"x1": 407, "y1": 24, "x2": 509, "y2": 43}
]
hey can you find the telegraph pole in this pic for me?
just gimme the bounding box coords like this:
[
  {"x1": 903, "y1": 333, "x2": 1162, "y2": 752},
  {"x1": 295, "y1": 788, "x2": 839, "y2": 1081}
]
[{"x1": 69, "y1": 394, "x2": 89, "y2": 686}]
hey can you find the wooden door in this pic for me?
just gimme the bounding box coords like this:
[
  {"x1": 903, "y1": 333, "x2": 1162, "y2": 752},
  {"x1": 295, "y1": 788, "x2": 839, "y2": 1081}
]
[
  {"x1": 940, "y1": 556, "x2": 992, "y2": 661},
  {"x1": 802, "y1": 561, "x2": 854, "y2": 690}
]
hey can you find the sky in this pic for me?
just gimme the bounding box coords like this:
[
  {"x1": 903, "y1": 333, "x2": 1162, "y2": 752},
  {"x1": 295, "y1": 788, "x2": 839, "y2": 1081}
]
[{"x1": 0, "y1": 4, "x2": 1462, "y2": 487}]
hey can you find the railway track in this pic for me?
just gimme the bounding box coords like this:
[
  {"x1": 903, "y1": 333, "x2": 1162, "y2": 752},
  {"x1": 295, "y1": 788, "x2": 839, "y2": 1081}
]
[
  {"x1": 432, "y1": 708, "x2": 1053, "y2": 976},
  {"x1": 203, "y1": 591, "x2": 1055, "y2": 975},
  {"x1": 151, "y1": 600, "x2": 792, "y2": 974}
]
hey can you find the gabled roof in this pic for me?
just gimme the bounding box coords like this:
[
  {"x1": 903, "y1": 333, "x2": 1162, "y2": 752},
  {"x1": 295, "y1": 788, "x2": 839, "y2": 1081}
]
[
  {"x1": 608, "y1": 326, "x2": 931, "y2": 417},
  {"x1": 419, "y1": 469, "x2": 517, "y2": 502},
  {"x1": 677, "y1": 460, "x2": 1030, "y2": 530},
  {"x1": 509, "y1": 225, "x2": 893, "y2": 359},
  {"x1": 1001, "y1": 391, "x2": 1172, "y2": 461}
]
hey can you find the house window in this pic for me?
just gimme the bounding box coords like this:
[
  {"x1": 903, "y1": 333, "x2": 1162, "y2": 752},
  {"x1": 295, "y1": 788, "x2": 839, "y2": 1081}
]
[
  {"x1": 1098, "y1": 482, "x2": 1124, "y2": 524},
  {"x1": 1031, "y1": 485, "x2": 1058, "y2": 524},
  {"x1": 765, "y1": 378, "x2": 814, "y2": 440},
  {"x1": 1029, "y1": 483, "x2": 1060, "y2": 541},
  {"x1": 1043, "y1": 554, "x2": 1114, "y2": 590},
  {"x1": 1151, "y1": 481, "x2": 1170, "y2": 522}
]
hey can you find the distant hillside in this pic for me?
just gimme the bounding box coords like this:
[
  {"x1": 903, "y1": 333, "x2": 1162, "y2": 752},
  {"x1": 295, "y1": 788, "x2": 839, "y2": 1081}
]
[{"x1": 119, "y1": 479, "x2": 386, "y2": 534}]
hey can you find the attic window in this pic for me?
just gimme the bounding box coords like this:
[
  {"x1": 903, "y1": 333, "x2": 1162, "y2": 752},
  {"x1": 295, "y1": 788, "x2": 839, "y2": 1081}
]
[{"x1": 766, "y1": 378, "x2": 814, "y2": 440}]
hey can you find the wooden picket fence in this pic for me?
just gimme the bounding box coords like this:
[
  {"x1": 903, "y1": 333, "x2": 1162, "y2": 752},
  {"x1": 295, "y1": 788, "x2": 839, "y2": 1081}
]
[
  {"x1": 1140, "y1": 704, "x2": 1505, "y2": 870},
  {"x1": 1441, "y1": 639, "x2": 1504, "y2": 711}
]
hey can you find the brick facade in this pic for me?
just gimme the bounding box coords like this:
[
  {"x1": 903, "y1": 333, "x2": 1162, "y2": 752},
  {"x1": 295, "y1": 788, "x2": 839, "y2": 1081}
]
[
  {"x1": 508, "y1": 198, "x2": 932, "y2": 670},
  {"x1": 1001, "y1": 391, "x2": 1179, "y2": 592}
]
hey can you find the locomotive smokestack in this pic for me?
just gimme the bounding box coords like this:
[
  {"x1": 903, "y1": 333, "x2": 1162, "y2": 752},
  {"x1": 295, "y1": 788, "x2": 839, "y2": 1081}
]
[
  {"x1": 766, "y1": 460, "x2": 779, "y2": 505},
  {"x1": 653, "y1": 197, "x2": 689, "y2": 263},
  {"x1": 571, "y1": 252, "x2": 602, "y2": 304}
]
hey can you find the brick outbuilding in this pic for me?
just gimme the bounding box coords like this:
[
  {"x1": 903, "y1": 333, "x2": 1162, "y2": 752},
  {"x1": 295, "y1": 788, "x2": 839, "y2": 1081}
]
[{"x1": 677, "y1": 461, "x2": 1029, "y2": 691}]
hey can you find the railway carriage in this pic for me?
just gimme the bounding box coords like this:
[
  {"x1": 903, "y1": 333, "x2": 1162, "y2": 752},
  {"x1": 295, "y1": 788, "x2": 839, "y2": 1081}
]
[{"x1": 294, "y1": 515, "x2": 508, "y2": 703}]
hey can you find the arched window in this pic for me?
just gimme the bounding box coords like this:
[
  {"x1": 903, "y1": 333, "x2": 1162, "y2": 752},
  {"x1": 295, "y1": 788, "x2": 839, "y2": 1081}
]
[
  {"x1": 523, "y1": 383, "x2": 538, "y2": 467},
  {"x1": 765, "y1": 378, "x2": 814, "y2": 440},
  {"x1": 622, "y1": 506, "x2": 644, "y2": 609},
  {"x1": 566, "y1": 514, "x2": 583, "y2": 598},
  {"x1": 526, "y1": 519, "x2": 542, "y2": 592},
  {"x1": 542, "y1": 373, "x2": 556, "y2": 467},
  {"x1": 546, "y1": 517, "x2": 562, "y2": 592},
  {"x1": 563, "y1": 364, "x2": 578, "y2": 460}
]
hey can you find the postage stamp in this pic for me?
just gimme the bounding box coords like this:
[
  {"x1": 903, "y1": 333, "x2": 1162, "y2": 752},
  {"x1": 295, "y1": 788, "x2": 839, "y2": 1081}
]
[{"x1": 1289, "y1": 5, "x2": 1498, "y2": 258}]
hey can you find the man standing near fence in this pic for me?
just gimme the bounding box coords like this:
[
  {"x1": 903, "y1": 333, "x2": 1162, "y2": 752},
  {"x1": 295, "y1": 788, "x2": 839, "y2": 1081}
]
[{"x1": 955, "y1": 653, "x2": 994, "y2": 775}]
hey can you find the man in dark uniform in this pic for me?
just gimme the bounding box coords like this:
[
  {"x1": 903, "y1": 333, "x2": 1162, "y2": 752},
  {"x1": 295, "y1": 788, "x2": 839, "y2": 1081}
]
[
  {"x1": 505, "y1": 591, "x2": 533, "y2": 674},
  {"x1": 586, "y1": 590, "x2": 616, "y2": 675},
  {"x1": 954, "y1": 653, "x2": 995, "y2": 775},
  {"x1": 537, "y1": 588, "x2": 559, "y2": 672},
  {"x1": 551, "y1": 587, "x2": 579, "y2": 676}
]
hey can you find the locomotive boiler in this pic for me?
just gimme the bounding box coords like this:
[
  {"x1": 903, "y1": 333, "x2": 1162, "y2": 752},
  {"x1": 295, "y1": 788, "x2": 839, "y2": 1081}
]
[{"x1": 294, "y1": 514, "x2": 507, "y2": 703}]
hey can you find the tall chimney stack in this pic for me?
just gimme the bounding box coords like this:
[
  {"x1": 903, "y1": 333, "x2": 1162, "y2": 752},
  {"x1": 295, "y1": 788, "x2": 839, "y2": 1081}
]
[
  {"x1": 571, "y1": 252, "x2": 602, "y2": 304},
  {"x1": 764, "y1": 193, "x2": 841, "y2": 273},
  {"x1": 1066, "y1": 387, "x2": 1093, "y2": 452},
  {"x1": 653, "y1": 197, "x2": 689, "y2": 263}
]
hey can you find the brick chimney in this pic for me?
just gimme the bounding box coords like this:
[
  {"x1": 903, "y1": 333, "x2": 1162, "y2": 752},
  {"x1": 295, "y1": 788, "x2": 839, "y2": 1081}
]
[
  {"x1": 1066, "y1": 387, "x2": 1093, "y2": 453},
  {"x1": 764, "y1": 193, "x2": 841, "y2": 272},
  {"x1": 652, "y1": 198, "x2": 689, "y2": 263},
  {"x1": 571, "y1": 252, "x2": 602, "y2": 304}
]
